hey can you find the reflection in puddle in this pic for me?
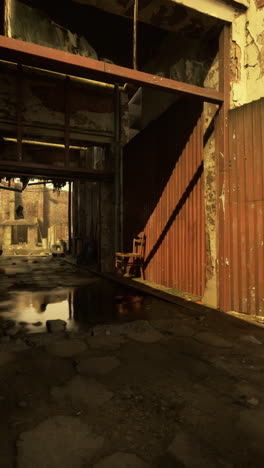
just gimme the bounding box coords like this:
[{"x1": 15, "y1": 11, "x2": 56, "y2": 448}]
[{"x1": 0, "y1": 281, "x2": 150, "y2": 333}]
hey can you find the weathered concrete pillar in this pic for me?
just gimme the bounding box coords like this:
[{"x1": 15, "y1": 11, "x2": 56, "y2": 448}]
[{"x1": 202, "y1": 56, "x2": 219, "y2": 309}]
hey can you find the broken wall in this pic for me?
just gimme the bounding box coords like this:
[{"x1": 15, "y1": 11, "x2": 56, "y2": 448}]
[
  {"x1": 142, "y1": 29, "x2": 220, "y2": 87},
  {"x1": 231, "y1": 0, "x2": 264, "y2": 106},
  {"x1": 201, "y1": 54, "x2": 219, "y2": 308},
  {"x1": 0, "y1": 62, "x2": 115, "y2": 149},
  {"x1": 9, "y1": 0, "x2": 98, "y2": 59},
  {"x1": 0, "y1": 185, "x2": 68, "y2": 243}
]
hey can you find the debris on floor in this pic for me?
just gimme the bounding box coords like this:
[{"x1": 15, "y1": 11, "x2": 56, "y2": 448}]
[{"x1": 0, "y1": 256, "x2": 264, "y2": 467}]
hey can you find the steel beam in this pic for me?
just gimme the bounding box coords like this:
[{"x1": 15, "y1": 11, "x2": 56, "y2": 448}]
[
  {"x1": 16, "y1": 64, "x2": 23, "y2": 161},
  {"x1": 0, "y1": 121, "x2": 114, "y2": 144},
  {"x1": 0, "y1": 160, "x2": 114, "y2": 181},
  {"x1": 64, "y1": 76, "x2": 70, "y2": 167},
  {"x1": 0, "y1": 36, "x2": 224, "y2": 104}
]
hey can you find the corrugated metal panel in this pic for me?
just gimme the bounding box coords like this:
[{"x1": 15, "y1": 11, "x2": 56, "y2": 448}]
[
  {"x1": 123, "y1": 98, "x2": 205, "y2": 297},
  {"x1": 218, "y1": 98, "x2": 264, "y2": 315}
]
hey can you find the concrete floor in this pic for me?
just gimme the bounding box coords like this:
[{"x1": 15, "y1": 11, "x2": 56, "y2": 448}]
[{"x1": 1, "y1": 257, "x2": 264, "y2": 467}]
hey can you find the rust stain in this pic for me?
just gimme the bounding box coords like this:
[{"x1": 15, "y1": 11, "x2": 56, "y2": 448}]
[
  {"x1": 218, "y1": 98, "x2": 264, "y2": 316},
  {"x1": 123, "y1": 98, "x2": 205, "y2": 297}
]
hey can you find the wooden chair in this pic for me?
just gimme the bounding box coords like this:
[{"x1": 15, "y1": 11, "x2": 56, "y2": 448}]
[{"x1": 115, "y1": 232, "x2": 145, "y2": 279}]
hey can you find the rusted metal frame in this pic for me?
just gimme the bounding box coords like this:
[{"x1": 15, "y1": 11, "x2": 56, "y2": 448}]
[
  {"x1": 0, "y1": 36, "x2": 224, "y2": 105},
  {"x1": 236, "y1": 106, "x2": 248, "y2": 314},
  {"x1": 256, "y1": 101, "x2": 264, "y2": 315},
  {"x1": 251, "y1": 104, "x2": 260, "y2": 315},
  {"x1": 64, "y1": 76, "x2": 70, "y2": 167},
  {"x1": 68, "y1": 181, "x2": 72, "y2": 253},
  {"x1": 217, "y1": 24, "x2": 231, "y2": 311},
  {"x1": 244, "y1": 104, "x2": 256, "y2": 315},
  {"x1": 133, "y1": 0, "x2": 138, "y2": 70},
  {"x1": 0, "y1": 160, "x2": 114, "y2": 180},
  {"x1": 0, "y1": 120, "x2": 114, "y2": 144},
  {"x1": 97, "y1": 182, "x2": 102, "y2": 271},
  {"x1": 91, "y1": 62, "x2": 224, "y2": 104},
  {"x1": 114, "y1": 84, "x2": 121, "y2": 254},
  {"x1": 16, "y1": 63, "x2": 23, "y2": 161},
  {"x1": 120, "y1": 145, "x2": 124, "y2": 252}
]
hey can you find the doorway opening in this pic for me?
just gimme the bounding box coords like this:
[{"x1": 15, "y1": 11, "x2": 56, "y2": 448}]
[{"x1": 0, "y1": 177, "x2": 70, "y2": 257}]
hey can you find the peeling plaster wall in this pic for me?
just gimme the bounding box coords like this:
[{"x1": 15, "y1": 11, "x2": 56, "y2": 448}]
[
  {"x1": 0, "y1": 64, "x2": 115, "y2": 144},
  {"x1": 202, "y1": 0, "x2": 264, "y2": 310},
  {"x1": 74, "y1": 0, "x2": 231, "y2": 30},
  {"x1": 10, "y1": 0, "x2": 98, "y2": 59},
  {"x1": 202, "y1": 56, "x2": 219, "y2": 308},
  {"x1": 232, "y1": 0, "x2": 264, "y2": 107},
  {"x1": 142, "y1": 29, "x2": 220, "y2": 87}
]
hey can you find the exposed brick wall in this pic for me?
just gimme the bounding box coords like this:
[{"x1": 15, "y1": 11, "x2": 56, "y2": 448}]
[
  {"x1": 45, "y1": 189, "x2": 68, "y2": 228},
  {"x1": 0, "y1": 190, "x2": 11, "y2": 222},
  {"x1": 0, "y1": 185, "x2": 68, "y2": 241}
]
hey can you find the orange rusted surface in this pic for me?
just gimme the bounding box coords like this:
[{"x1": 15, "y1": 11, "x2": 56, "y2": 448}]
[
  {"x1": 218, "y1": 98, "x2": 264, "y2": 315},
  {"x1": 123, "y1": 98, "x2": 205, "y2": 297}
]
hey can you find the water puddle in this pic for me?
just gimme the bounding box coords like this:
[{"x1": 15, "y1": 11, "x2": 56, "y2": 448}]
[{"x1": 0, "y1": 280, "x2": 152, "y2": 334}]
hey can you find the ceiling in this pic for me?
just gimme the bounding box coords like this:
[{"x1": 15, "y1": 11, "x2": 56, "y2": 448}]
[{"x1": 71, "y1": 0, "x2": 221, "y2": 33}]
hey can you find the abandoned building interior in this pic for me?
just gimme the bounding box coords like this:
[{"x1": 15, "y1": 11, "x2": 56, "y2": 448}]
[
  {"x1": 0, "y1": 178, "x2": 69, "y2": 254},
  {"x1": 0, "y1": 0, "x2": 264, "y2": 467}
]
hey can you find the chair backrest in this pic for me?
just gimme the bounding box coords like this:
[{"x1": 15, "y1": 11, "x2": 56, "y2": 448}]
[{"x1": 132, "y1": 232, "x2": 145, "y2": 257}]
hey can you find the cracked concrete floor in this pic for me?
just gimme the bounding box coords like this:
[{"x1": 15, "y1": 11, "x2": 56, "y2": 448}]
[{"x1": 1, "y1": 257, "x2": 264, "y2": 467}]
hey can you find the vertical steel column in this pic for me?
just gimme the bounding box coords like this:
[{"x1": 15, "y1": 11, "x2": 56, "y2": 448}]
[
  {"x1": 133, "y1": 0, "x2": 138, "y2": 70},
  {"x1": 64, "y1": 76, "x2": 70, "y2": 167},
  {"x1": 217, "y1": 24, "x2": 231, "y2": 311},
  {"x1": 120, "y1": 145, "x2": 124, "y2": 252},
  {"x1": 114, "y1": 84, "x2": 121, "y2": 253},
  {"x1": 97, "y1": 182, "x2": 102, "y2": 271},
  {"x1": 68, "y1": 181, "x2": 72, "y2": 253},
  {"x1": 16, "y1": 63, "x2": 23, "y2": 161}
]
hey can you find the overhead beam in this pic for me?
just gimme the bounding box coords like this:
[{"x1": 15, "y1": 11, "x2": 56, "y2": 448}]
[
  {"x1": 0, "y1": 36, "x2": 224, "y2": 104},
  {"x1": 172, "y1": 0, "x2": 247, "y2": 22},
  {"x1": 0, "y1": 160, "x2": 114, "y2": 181},
  {"x1": 0, "y1": 121, "x2": 114, "y2": 145}
]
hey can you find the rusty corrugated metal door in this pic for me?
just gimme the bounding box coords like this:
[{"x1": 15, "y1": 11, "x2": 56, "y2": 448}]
[
  {"x1": 123, "y1": 98, "x2": 205, "y2": 297},
  {"x1": 218, "y1": 98, "x2": 264, "y2": 315}
]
